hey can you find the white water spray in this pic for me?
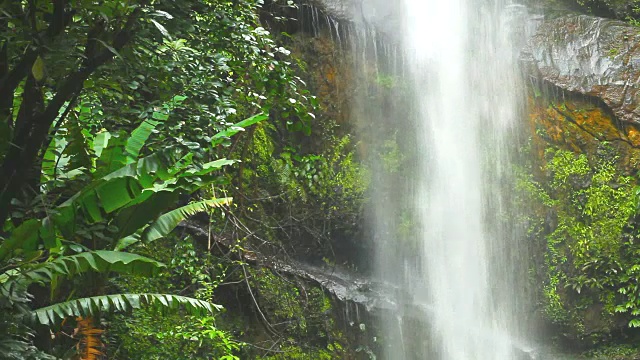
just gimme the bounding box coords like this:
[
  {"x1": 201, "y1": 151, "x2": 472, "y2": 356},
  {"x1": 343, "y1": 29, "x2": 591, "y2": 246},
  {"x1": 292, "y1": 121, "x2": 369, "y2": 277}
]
[{"x1": 369, "y1": 0, "x2": 531, "y2": 359}]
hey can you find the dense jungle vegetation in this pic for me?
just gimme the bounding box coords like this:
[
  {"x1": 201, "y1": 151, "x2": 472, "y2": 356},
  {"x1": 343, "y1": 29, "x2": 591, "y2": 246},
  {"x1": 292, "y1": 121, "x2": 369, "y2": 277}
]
[
  {"x1": 0, "y1": 1, "x2": 368, "y2": 358},
  {"x1": 7, "y1": 0, "x2": 640, "y2": 359}
]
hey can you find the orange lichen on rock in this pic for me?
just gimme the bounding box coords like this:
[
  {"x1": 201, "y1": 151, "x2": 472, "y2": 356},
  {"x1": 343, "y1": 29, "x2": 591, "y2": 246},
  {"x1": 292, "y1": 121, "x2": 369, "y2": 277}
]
[
  {"x1": 627, "y1": 126, "x2": 640, "y2": 146},
  {"x1": 289, "y1": 35, "x2": 353, "y2": 127},
  {"x1": 527, "y1": 94, "x2": 640, "y2": 173},
  {"x1": 527, "y1": 97, "x2": 550, "y2": 168}
]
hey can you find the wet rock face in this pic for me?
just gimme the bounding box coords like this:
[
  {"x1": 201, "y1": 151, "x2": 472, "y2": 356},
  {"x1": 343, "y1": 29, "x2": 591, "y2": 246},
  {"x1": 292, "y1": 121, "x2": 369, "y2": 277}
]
[
  {"x1": 311, "y1": 0, "x2": 354, "y2": 21},
  {"x1": 524, "y1": 0, "x2": 640, "y2": 20},
  {"x1": 312, "y1": 0, "x2": 401, "y2": 39},
  {"x1": 522, "y1": 15, "x2": 640, "y2": 124}
]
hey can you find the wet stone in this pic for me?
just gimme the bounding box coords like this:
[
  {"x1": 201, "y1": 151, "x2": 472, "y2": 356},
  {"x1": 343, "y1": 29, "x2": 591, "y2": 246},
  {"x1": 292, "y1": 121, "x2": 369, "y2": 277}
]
[{"x1": 522, "y1": 15, "x2": 640, "y2": 125}]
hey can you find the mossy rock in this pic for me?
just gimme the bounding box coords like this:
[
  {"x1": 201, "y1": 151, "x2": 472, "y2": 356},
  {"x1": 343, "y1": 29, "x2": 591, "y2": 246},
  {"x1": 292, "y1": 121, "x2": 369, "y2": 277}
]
[{"x1": 522, "y1": 91, "x2": 640, "y2": 348}]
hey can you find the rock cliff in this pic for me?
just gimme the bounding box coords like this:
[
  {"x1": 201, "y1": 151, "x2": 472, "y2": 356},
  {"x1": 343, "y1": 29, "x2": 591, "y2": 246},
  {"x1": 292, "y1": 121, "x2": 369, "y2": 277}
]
[{"x1": 523, "y1": 15, "x2": 640, "y2": 125}]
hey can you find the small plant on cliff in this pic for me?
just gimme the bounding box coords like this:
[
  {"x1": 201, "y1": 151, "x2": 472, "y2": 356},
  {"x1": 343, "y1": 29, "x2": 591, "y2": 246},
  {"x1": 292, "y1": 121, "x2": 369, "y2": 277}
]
[{"x1": 519, "y1": 147, "x2": 640, "y2": 335}]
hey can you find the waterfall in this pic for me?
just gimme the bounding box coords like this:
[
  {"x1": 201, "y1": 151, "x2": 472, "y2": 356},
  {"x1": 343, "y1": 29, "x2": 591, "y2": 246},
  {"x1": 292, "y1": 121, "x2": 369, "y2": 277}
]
[{"x1": 364, "y1": 0, "x2": 532, "y2": 358}]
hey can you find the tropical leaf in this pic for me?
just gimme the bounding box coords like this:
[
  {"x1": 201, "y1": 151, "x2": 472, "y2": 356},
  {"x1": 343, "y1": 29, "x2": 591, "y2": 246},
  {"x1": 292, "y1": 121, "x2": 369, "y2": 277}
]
[
  {"x1": 113, "y1": 234, "x2": 140, "y2": 252},
  {"x1": 0, "y1": 251, "x2": 165, "y2": 288},
  {"x1": 94, "y1": 134, "x2": 127, "y2": 178},
  {"x1": 2, "y1": 110, "x2": 249, "y2": 261},
  {"x1": 142, "y1": 198, "x2": 232, "y2": 243},
  {"x1": 32, "y1": 294, "x2": 222, "y2": 327},
  {"x1": 0, "y1": 220, "x2": 41, "y2": 262},
  {"x1": 150, "y1": 19, "x2": 171, "y2": 39},
  {"x1": 53, "y1": 176, "x2": 143, "y2": 238},
  {"x1": 64, "y1": 118, "x2": 92, "y2": 173},
  {"x1": 2, "y1": 147, "x2": 234, "y2": 253},
  {"x1": 211, "y1": 113, "x2": 267, "y2": 146},
  {"x1": 41, "y1": 136, "x2": 62, "y2": 183},
  {"x1": 125, "y1": 119, "x2": 160, "y2": 163},
  {"x1": 92, "y1": 131, "x2": 111, "y2": 160},
  {"x1": 112, "y1": 191, "x2": 180, "y2": 241},
  {"x1": 52, "y1": 150, "x2": 179, "y2": 237},
  {"x1": 179, "y1": 158, "x2": 237, "y2": 177}
]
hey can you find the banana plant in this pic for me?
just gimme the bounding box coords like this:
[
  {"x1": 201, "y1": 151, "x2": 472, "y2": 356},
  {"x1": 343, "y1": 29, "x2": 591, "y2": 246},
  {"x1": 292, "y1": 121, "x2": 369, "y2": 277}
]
[
  {"x1": 0, "y1": 249, "x2": 221, "y2": 359},
  {"x1": 0, "y1": 251, "x2": 221, "y2": 323},
  {"x1": 0, "y1": 104, "x2": 267, "y2": 358},
  {"x1": 0, "y1": 110, "x2": 267, "y2": 260}
]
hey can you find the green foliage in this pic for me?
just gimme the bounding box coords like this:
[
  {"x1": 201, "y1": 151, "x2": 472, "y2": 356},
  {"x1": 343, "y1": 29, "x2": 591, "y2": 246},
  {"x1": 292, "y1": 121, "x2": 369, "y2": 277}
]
[
  {"x1": 379, "y1": 135, "x2": 404, "y2": 174},
  {"x1": 1, "y1": 251, "x2": 164, "y2": 287},
  {"x1": 1, "y1": 115, "x2": 243, "y2": 261},
  {"x1": 33, "y1": 294, "x2": 220, "y2": 327},
  {"x1": 108, "y1": 236, "x2": 239, "y2": 360},
  {"x1": 142, "y1": 198, "x2": 232, "y2": 244},
  {"x1": 109, "y1": 311, "x2": 241, "y2": 360},
  {"x1": 0, "y1": 0, "x2": 340, "y2": 358},
  {"x1": 211, "y1": 113, "x2": 270, "y2": 146},
  {"x1": 518, "y1": 146, "x2": 640, "y2": 339},
  {"x1": 0, "y1": 107, "x2": 263, "y2": 357},
  {"x1": 239, "y1": 129, "x2": 368, "y2": 258},
  {"x1": 375, "y1": 74, "x2": 398, "y2": 89},
  {"x1": 0, "y1": 246, "x2": 222, "y2": 357},
  {"x1": 584, "y1": 343, "x2": 640, "y2": 359},
  {"x1": 258, "y1": 345, "x2": 339, "y2": 360},
  {"x1": 245, "y1": 268, "x2": 346, "y2": 359},
  {"x1": 573, "y1": 0, "x2": 640, "y2": 19}
]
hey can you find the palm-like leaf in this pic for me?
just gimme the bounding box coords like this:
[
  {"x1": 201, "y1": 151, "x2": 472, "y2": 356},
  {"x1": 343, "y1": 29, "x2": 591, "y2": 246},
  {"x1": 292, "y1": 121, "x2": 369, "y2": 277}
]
[
  {"x1": 211, "y1": 113, "x2": 267, "y2": 146},
  {"x1": 32, "y1": 294, "x2": 222, "y2": 327},
  {"x1": 0, "y1": 251, "x2": 166, "y2": 306},
  {"x1": 0, "y1": 151, "x2": 237, "y2": 259},
  {"x1": 125, "y1": 119, "x2": 160, "y2": 163},
  {"x1": 0, "y1": 338, "x2": 55, "y2": 359},
  {"x1": 0, "y1": 111, "x2": 260, "y2": 258},
  {"x1": 143, "y1": 198, "x2": 232, "y2": 243},
  {"x1": 0, "y1": 251, "x2": 165, "y2": 287}
]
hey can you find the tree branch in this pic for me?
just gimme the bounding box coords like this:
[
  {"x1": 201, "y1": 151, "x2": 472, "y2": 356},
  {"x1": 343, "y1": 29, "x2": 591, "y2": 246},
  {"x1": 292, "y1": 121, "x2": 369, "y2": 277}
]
[
  {"x1": 0, "y1": 7, "x2": 10, "y2": 129},
  {"x1": 0, "y1": 6, "x2": 142, "y2": 225},
  {"x1": 0, "y1": 0, "x2": 72, "y2": 114},
  {"x1": 47, "y1": 0, "x2": 68, "y2": 37}
]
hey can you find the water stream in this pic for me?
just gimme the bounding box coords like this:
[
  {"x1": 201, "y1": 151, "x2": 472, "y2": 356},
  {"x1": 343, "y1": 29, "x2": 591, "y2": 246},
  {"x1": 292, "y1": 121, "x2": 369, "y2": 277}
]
[{"x1": 368, "y1": 1, "x2": 532, "y2": 359}]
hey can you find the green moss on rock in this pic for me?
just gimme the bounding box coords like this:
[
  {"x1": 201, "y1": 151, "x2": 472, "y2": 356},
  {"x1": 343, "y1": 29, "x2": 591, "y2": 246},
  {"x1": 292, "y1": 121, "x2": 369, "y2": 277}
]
[{"x1": 522, "y1": 94, "x2": 640, "y2": 349}]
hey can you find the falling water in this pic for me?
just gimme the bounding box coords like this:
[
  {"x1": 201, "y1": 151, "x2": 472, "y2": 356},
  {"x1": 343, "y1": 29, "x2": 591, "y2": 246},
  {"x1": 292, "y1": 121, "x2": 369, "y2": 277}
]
[{"x1": 366, "y1": 0, "x2": 532, "y2": 359}]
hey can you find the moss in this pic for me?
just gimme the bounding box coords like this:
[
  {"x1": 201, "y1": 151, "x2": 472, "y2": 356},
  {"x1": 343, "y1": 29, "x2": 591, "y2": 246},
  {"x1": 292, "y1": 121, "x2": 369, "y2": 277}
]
[
  {"x1": 522, "y1": 93, "x2": 640, "y2": 347},
  {"x1": 237, "y1": 268, "x2": 349, "y2": 359},
  {"x1": 379, "y1": 136, "x2": 404, "y2": 174},
  {"x1": 258, "y1": 344, "x2": 340, "y2": 359},
  {"x1": 252, "y1": 123, "x2": 276, "y2": 163},
  {"x1": 528, "y1": 96, "x2": 640, "y2": 175},
  {"x1": 584, "y1": 344, "x2": 640, "y2": 359}
]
